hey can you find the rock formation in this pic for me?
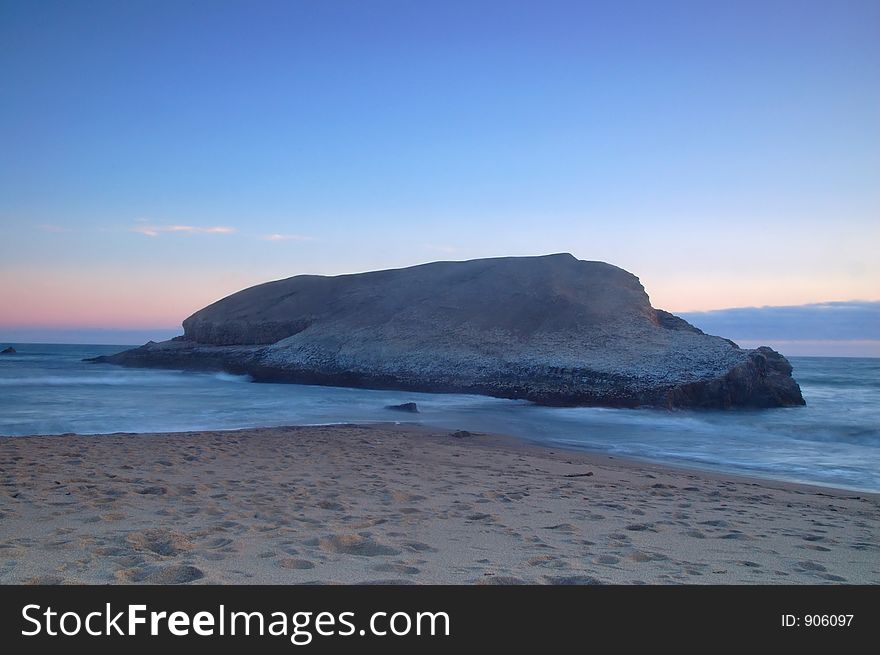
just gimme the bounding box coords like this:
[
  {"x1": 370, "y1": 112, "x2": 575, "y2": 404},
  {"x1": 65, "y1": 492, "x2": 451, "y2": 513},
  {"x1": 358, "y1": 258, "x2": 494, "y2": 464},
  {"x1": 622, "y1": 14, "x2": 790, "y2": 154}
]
[
  {"x1": 89, "y1": 254, "x2": 805, "y2": 409},
  {"x1": 1, "y1": 347, "x2": 15, "y2": 354},
  {"x1": 385, "y1": 402, "x2": 419, "y2": 413}
]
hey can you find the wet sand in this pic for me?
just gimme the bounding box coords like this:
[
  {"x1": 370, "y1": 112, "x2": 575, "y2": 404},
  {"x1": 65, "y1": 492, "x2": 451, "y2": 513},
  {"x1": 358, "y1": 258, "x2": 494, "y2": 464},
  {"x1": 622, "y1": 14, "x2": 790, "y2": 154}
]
[{"x1": 0, "y1": 424, "x2": 877, "y2": 584}]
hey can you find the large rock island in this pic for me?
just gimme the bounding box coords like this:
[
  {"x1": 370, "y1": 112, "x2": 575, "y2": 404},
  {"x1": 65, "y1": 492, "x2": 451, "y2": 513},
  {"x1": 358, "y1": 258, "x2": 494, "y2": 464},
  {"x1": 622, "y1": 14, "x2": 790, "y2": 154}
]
[{"x1": 90, "y1": 254, "x2": 805, "y2": 408}]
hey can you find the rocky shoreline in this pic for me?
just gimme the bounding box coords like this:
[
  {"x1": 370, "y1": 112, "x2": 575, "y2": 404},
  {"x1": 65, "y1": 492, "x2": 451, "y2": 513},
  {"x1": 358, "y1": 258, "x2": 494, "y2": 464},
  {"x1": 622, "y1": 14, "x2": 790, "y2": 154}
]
[{"x1": 90, "y1": 339, "x2": 804, "y2": 409}]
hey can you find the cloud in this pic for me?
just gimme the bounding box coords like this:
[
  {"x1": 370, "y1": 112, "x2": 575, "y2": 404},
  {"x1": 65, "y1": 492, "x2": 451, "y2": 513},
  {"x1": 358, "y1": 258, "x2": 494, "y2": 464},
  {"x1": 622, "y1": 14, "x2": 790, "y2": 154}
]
[
  {"x1": 130, "y1": 222, "x2": 310, "y2": 242},
  {"x1": 261, "y1": 233, "x2": 314, "y2": 242},
  {"x1": 132, "y1": 224, "x2": 236, "y2": 237},
  {"x1": 679, "y1": 301, "x2": 880, "y2": 341}
]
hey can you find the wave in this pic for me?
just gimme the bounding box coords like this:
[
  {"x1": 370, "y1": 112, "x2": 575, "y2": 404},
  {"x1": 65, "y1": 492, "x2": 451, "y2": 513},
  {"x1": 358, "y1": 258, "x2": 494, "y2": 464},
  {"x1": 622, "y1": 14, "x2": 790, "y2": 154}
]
[
  {"x1": 0, "y1": 374, "x2": 187, "y2": 386},
  {"x1": 0, "y1": 370, "x2": 254, "y2": 387},
  {"x1": 211, "y1": 372, "x2": 253, "y2": 383}
]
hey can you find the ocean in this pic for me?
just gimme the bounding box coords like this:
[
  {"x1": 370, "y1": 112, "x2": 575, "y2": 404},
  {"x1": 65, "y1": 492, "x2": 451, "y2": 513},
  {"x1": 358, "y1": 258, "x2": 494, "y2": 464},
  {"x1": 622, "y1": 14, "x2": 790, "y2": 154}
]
[{"x1": 1, "y1": 343, "x2": 878, "y2": 493}]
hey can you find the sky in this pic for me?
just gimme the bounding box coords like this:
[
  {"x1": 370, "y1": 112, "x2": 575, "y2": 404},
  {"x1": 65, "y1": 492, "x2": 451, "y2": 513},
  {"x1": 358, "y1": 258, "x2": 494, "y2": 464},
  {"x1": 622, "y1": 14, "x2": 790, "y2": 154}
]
[
  {"x1": 680, "y1": 301, "x2": 880, "y2": 357},
  {"x1": 1, "y1": 1, "x2": 878, "y2": 353}
]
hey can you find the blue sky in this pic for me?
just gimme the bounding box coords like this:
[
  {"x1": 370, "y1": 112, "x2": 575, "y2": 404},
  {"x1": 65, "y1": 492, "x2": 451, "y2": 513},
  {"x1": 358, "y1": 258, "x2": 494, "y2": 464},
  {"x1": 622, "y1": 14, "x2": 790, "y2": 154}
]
[{"x1": 1, "y1": 1, "x2": 878, "y2": 353}]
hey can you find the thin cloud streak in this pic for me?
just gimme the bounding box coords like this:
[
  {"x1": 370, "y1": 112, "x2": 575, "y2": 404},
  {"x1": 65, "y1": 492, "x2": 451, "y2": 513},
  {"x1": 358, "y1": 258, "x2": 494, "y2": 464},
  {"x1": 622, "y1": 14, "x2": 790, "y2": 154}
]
[
  {"x1": 262, "y1": 233, "x2": 314, "y2": 242},
  {"x1": 132, "y1": 224, "x2": 237, "y2": 237}
]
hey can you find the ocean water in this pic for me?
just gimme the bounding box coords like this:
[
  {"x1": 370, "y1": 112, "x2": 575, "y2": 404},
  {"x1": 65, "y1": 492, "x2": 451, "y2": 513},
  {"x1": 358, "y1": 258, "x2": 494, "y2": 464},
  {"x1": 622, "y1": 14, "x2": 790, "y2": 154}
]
[{"x1": 1, "y1": 343, "x2": 878, "y2": 493}]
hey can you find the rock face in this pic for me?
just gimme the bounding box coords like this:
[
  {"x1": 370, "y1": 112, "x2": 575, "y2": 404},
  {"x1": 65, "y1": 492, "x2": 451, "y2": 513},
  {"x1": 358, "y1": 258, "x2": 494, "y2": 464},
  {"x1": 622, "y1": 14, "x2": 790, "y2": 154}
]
[
  {"x1": 90, "y1": 254, "x2": 805, "y2": 409},
  {"x1": 1, "y1": 347, "x2": 15, "y2": 354},
  {"x1": 385, "y1": 402, "x2": 419, "y2": 413}
]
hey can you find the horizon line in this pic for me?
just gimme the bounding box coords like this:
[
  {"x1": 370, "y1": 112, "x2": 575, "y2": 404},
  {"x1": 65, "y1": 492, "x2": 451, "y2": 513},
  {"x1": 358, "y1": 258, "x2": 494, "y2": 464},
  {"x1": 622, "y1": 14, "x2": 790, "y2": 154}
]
[{"x1": 2, "y1": 297, "x2": 878, "y2": 332}]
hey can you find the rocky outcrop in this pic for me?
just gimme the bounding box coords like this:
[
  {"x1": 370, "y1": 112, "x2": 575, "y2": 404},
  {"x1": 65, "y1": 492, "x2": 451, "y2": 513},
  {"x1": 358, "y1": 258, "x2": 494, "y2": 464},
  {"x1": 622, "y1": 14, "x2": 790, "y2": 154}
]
[
  {"x1": 1, "y1": 347, "x2": 15, "y2": 354},
  {"x1": 385, "y1": 402, "x2": 419, "y2": 413},
  {"x1": 89, "y1": 254, "x2": 805, "y2": 409}
]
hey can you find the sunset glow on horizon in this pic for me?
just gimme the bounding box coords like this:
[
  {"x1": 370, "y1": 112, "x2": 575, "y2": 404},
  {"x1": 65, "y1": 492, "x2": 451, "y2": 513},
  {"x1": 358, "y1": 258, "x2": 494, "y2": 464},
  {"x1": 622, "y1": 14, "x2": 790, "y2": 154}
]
[{"x1": 3, "y1": 247, "x2": 878, "y2": 332}]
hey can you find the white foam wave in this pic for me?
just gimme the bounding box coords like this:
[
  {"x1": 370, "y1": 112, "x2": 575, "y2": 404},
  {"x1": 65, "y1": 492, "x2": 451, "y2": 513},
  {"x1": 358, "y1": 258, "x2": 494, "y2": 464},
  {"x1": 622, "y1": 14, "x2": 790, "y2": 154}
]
[
  {"x1": 211, "y1": 372, "x2": 253, "y2": 383},
  {"x1": 0, "y1": 374, "x2": 185, "y2": 386}
]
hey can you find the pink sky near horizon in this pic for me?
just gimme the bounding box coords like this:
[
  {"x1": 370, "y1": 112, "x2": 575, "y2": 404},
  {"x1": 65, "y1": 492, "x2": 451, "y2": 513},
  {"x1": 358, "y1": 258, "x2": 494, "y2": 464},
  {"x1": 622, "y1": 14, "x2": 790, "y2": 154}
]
[
  {"x1": 2, "y1": 259, "x2": 878, "y2": 331},
  {"x1": 0, "y1": 267, "x2": 258, "y2": 329}
]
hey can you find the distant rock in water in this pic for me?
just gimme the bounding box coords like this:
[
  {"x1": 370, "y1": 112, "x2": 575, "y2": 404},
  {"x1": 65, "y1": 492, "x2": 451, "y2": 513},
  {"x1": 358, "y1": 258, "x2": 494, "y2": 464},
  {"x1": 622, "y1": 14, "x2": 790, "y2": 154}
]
[
  {"x1": 1, "y1": 347, "x2": 15, "y2": 354},
  {"x1": 385, "y1": 402, "x2": 419, "y2": 413},
  {"x1": 89, "y1": 254, "x2": 805, "y2": 409}
]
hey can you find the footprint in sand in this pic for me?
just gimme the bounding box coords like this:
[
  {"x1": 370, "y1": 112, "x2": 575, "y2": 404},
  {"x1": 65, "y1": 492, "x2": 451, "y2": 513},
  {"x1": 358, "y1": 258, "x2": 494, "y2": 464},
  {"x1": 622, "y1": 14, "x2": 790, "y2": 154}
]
[
  {"x1": 527, "y1": 555, "x2": 558, "y2": 567},
  {"x1": 475, "y1": 575, "x2": 528, "y2": 585},
  {"x1": 93, "y1": 546, "x2": 130, "y2": 556},
  {"x1": 543, "y1": 574, "x2": 603, "y2": 585},
  {"x1": 146, "y1": 564, "x2": 204, "y2": 584},
  {"x1": 100, "y1": 513, "x2": 126, "y2": 521},
  {"x1": 390, "y1": 491, "x2": 427, "y2": 503},
  {"x1": 356, "y1": 578, "x2": 416, "y2": 585},
  {"x1": 372, "y1": 563, "x2": 420, "y2": 575},
  {"x1": 594, "y1": 554, "x2": 620, "y2": 565},
  {"x1": 318, "y1": 534, "x2": 401, "y2": 557},
  {"x1": 118, "y1": 564, "x2": 204, "y2": 584},
  {"x1": 796, "y1": 560, "x2": 827, "y2": 572},
  {"x1": 114, "y1": 555, "x2": 145, "y2": 567},
  {"x1": 279, "y1": 558, "x2": 316, "y2": 570},
  {"x1": 24, "y1": 575, "x2": 66, "y2": 585},
  {"x1": 126, "y1": 529, "x2": 193, "y2": 556},
  {"x1": 628, "y1": 550, "x2": 669, "y2": 563},
  {"x1": 700, "y1": 519, "x2": 729, "y2": 527},
  {"x1": 137, "y1": 486, "x2": 167, "y2": 495},
  {"x1": 466, "y1": 513, "x2": 495, "y2": 522}
]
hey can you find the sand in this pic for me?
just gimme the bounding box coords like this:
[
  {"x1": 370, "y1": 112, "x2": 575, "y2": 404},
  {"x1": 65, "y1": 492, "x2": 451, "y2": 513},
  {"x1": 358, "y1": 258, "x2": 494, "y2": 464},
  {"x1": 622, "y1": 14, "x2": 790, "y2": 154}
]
[{"x1": 0, "y1": 424, "x2": 877, "y2": 584}]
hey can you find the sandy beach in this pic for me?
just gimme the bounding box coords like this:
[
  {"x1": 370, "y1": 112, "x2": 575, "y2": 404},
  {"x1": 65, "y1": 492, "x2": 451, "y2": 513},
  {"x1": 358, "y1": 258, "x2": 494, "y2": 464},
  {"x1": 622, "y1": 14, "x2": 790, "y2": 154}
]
[{"x1": 0, "y1": 424, "x2": 877, "y2": 585}]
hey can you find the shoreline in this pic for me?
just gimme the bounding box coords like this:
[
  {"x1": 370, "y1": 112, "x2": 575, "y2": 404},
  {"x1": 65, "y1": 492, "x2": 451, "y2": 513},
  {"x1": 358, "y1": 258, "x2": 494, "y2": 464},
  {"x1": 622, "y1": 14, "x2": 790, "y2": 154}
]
[
  {"x1": 1, "y1": 423, "x2": 877, "y2": 584},
  {"x1": 440, "y1": 426, "x2": 880, "y2": 500},
  {"x1": 4, "y1": 419, "x2": 876, "y2": 497}
]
